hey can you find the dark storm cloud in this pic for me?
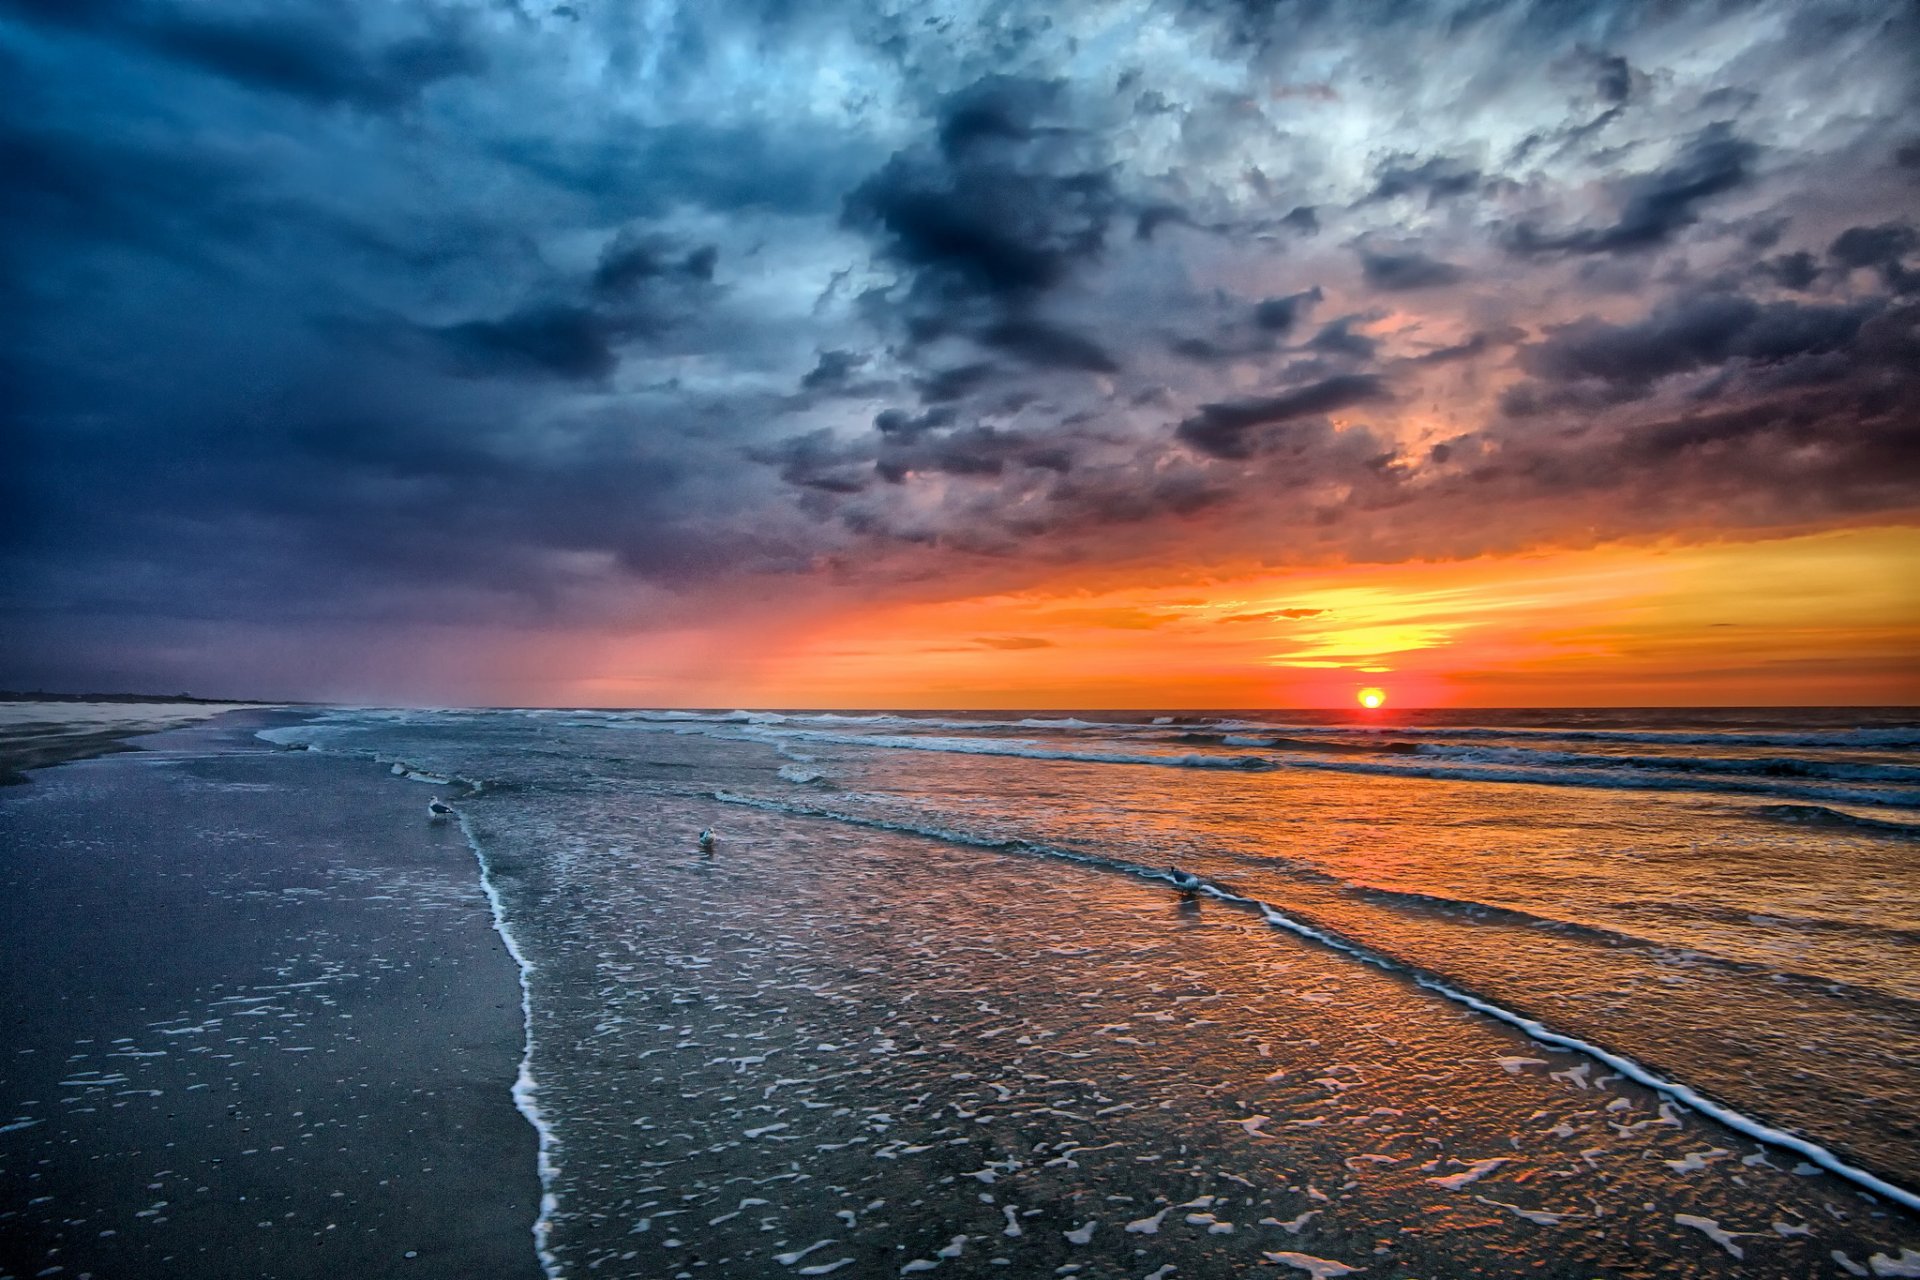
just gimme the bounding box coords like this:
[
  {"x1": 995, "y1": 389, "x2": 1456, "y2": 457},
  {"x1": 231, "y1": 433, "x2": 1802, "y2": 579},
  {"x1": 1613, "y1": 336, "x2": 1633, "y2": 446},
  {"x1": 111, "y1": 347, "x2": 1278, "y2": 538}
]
[
  {"x1": 978, "y1": 317, "x2": 1118, "y2": 371},
  {"x1": 1253, "y1": 288, "x2": 1323, "y2": 335},
  {"x1": 800, "y1": 349, "x2": 870, "y2": 392},
  {"x1": 0, "y1": 116, "x2": 250, "y2": 260},
  {"x1": 1454, "y1": 309, "x2": 1920, "y2": 531},
  {"x1": 1366, "y1": 155, "x2": 1483, "y2": 205},
  {"x1": 755, "y1": 429, "x2": 872, "y2": 495},
  {"x1": 1359, "y1": 249, "x2": 1466, "y2": 291},
  {"x1": 2, "y1": 0, "x2": 483, "y2": 111},
  {"x1": 431, "y1": 304, "x2": 620, "y2": 382},
  {"x1": 1511, "y1": 293, "x2": 1873, "y2": 398},
  {"x1": 592, "y1": 232, "x2": 718, "y2": 296},
  {"x1": 1830, "y1": 222, "x2": 1920, "y2": 292},
  {"x1": 4, "y1": 0, "x2": 1918, "y2": 693},
  {"x1": 1405, "y1": 330, "x2": 1510, "y2": 365},
  {"x1": 915, "y1": 362, "x2": 998, "y2": 403},
  {"x1": 1168, "y1": 288, "x2": 1325, "y2": 364},
  {"x1": 875, "y1": 422, "x2": 1070, "y2": 483},
  {"x1": 1756, "y1": 251, "x2": 1821, "y2": 291},
  {"x1": 1281, "y1": 206, "x2": 1320, "y2": 235},
  {"x1": 1508, "y1": 124, "x2": 1759, "y2": 255},
  {"x1": 1588, "y1": 50, "x2": 1634, "y2": 103},
  {"x1": 1176, "y1": 374, "x2": 1389, "y2": 459},
  {"x1": 874, "y1": 406, "x2": 957, "y2": 440},
  {"x1": 845, "y1": 76, "x2": 1118, "y2": 306},
  {"x1": 1306, "y1": 318, "x2": 1379, "y2": 362}
]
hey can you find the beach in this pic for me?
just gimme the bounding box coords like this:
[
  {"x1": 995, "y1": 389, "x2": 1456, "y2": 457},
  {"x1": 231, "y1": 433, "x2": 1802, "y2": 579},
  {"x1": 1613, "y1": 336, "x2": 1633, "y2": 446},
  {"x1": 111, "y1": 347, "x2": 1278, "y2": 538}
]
[
  {"x1": 278, "y1": 706, "x2": 1920, "y2": 1277},
  {"x1": 0, "y1": 700, "x2": 259, "y2": 785},
  {"x1": 0, "y1": 711, "x2": 540, "y2": 1280},
  {"x1": 4, "y1": 703, "x2": 1919, "y2": 1280}
]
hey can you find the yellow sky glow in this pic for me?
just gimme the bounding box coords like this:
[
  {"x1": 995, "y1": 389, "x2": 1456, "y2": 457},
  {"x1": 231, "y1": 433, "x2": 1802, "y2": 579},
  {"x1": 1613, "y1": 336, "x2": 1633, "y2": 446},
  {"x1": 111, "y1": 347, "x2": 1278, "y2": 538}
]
[{"x1": 625, "y1": 526, "x2": 1917, "y2": 708}]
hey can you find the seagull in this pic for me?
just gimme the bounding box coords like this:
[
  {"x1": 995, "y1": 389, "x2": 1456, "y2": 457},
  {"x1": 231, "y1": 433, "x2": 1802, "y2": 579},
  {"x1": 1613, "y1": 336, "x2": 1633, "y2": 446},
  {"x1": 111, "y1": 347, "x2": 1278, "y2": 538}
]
[
  {"x1": 427, "y1": 798, "x2": 454, "y2": 822},
  {"x1": 697, "y1": 828, "x2": 716, "y2": 855},
  {"x1": 1166, "y1": 865, "x2": 1202, "y2": 892}
]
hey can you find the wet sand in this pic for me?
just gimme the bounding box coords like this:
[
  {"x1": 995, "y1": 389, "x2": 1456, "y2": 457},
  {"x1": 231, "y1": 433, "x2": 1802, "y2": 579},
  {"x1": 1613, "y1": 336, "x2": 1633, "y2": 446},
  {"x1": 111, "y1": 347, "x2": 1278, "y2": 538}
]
[
  {"x1": 0, "y1": 712, "x2": 541, "y2": 1280},
  {"x1": 22, "y1": 706, "x2": 1915, "y2": 1279},
  {"x1": 0, "y1": 701, "x2": 258, "y2": 785}
]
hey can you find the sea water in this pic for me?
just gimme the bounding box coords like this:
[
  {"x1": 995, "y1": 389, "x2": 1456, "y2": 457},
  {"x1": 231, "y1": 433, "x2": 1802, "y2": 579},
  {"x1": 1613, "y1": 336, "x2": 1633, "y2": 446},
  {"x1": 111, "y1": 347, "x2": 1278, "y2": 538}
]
[{"x1": 261, "y1": 706, "x2": 1920, "y2": 1278}]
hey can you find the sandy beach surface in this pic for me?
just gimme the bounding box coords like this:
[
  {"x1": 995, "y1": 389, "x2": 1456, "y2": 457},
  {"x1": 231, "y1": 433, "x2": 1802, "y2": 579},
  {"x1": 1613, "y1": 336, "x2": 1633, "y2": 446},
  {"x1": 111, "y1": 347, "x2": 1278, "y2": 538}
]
[
  {"x1": 0, "y1": 710, "x2": 541, "y2": 1280},
  {"x1": 0, "y1": 701, "x2": 260, "y2": 785},
  {"x1": 8, "y1": 704, "x2": 1917, "y2": 1280}
]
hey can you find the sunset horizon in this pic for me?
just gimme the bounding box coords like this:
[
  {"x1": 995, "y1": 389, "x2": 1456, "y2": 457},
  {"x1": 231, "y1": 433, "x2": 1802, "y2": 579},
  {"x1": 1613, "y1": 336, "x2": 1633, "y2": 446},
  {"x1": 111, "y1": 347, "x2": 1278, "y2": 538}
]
[{"x1": 4, "y1": 1, "x2": 1917, "y2": 709}]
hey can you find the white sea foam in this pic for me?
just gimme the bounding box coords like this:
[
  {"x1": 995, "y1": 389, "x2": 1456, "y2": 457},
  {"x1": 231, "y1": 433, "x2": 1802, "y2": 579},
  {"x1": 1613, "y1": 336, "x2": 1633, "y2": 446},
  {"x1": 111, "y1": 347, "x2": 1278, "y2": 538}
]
[
  {"x1": 1124, "y1": 1206, "x2": 1170, "y2": 1234},
  {"x1": 1234, "y1": 889, "x2": 1920, "y2": 1213},
  {"x1": 455, "y1": 810, "x2": 562, "y2": 1280},
  {"x1": 1271, "y1": 753, "x2": 1920, "y2": 808},
  {"x1": 714, "y1": 720, "x2": 1920, "y2": 807},
  {"x1": 1674, "y1": 1213, "x2": 1746, "y2": 1258},
  {"x1": 708, "y1": 788, "x2": 1920, "y2": 1216},
  {"x1": 1412, "y1": 742, "x2": 1920, "y2": 785},
  {"x1": 1260, "y1": 1250, "x2": 1360, "y2": 1278},
  {"x1": 743, "y1": 727, "x2": 1275, "y2": 773},
  {"x1": 1426, "y1": 1157, "x2": 1509, "y2": 1190},
  {"x1": 1872, "y1": 1248, "x2": 1920, "y2": 1276},
  {"x1": 1475, "y1": 1195, "x2": 1580, "y2": 1226},
  {"x1": 1203, "y1": 721, "x2": 1920, "y2": 751}
]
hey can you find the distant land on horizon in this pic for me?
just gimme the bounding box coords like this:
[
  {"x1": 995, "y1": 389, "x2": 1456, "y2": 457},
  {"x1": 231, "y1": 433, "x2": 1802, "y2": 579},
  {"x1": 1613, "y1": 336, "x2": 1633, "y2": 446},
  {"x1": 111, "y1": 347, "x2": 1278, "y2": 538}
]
[{"x1": 0, "y1": 691, "x2": 290, "y2": 706}]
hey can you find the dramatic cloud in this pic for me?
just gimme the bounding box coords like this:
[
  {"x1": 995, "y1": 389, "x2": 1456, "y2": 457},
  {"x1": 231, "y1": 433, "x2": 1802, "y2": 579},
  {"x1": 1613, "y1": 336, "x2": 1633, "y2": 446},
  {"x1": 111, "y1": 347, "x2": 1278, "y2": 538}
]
[
  {"x1": 1510, "y1": 295, "x2": 1873, "y2": 400},
  {"x1": 1253, "y1": 289, "x2": 1324, "y2": 336},
  {"x1": 3, "y1": 0, "x2": 485, "y2": 111},
  {"x1": 2, "y1": 0, "x2": 1916, "y2": 695},
  {"x1": 1177, "y1": 376, "x2": 1392, "y2": 459},
  {"x1": 1506, "y1": 123, "x2": 1760, "y2": 255},
  {"x1": 1359, "y1": 249, "x2": 1467, "y2": 291},
  {"x1": 845, "y1": 76, "x2": 1118, "y2": 308}
]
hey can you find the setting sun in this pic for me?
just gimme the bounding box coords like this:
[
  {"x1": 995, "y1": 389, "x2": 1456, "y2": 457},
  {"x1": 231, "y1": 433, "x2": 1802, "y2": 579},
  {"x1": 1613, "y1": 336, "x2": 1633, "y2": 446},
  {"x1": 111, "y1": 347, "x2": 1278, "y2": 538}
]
[{"x1": 1358, "y1": 687, "x2": 1387, "y2": 709}]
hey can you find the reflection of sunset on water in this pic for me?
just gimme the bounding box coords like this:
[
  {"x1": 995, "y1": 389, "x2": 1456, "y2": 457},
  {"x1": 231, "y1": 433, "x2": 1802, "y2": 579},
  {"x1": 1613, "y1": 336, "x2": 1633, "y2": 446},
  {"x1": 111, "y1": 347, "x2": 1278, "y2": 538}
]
[{"x1": 271, "y1": 707, "x2": 1920, "y2": 1274}]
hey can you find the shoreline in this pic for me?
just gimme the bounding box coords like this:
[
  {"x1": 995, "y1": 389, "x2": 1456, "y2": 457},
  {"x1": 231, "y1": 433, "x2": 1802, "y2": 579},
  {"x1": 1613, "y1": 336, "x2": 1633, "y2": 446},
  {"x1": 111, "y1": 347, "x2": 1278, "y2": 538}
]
[
  {"x1": 0, "y1": 700, "x2": 268, "y2": 785},
  {"x1": 452, "y1": 808, "x2": 560, "y2": 1279},
  {"x1": 0, "y1": 710, "x2": 542, "y2": 1280}
]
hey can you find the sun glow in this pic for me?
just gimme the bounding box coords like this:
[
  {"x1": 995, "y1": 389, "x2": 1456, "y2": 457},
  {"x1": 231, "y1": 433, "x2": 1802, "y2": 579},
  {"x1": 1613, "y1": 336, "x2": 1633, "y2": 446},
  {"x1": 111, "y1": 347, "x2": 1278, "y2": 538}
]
[
  {"x1": 569, "y1": 526, "x2": 1920, "y2": 710},
  {"x1": 1358, "y1": 687, "x2": 1386, "y2": 710}
]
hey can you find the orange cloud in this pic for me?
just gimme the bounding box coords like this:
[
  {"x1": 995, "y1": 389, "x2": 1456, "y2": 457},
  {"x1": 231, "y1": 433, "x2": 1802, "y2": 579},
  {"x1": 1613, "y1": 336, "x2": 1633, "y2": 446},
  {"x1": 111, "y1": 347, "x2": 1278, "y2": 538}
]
[{"x1": 662, "y1": 526, "x2": 1919, "y2": 709}]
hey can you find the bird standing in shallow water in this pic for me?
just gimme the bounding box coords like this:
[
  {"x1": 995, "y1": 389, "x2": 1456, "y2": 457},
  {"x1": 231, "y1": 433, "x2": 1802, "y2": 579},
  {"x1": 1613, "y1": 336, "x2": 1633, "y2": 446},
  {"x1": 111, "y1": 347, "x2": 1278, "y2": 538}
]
[
  {"x1": 697, "y1": 828, "x2": 716, "y2": 856},
  {"x1": 427, "y1": 798, "x2": 453, "y2": 822}
]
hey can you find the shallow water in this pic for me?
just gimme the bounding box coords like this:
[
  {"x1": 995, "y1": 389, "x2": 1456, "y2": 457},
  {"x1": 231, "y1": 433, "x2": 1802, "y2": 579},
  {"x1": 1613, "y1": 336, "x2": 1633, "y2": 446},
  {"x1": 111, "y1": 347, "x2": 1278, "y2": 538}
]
[
  {"x1": 263, "y1": 707, "x2": 1920, "y2": 1277},
  {"x1": 0, "y1": 716, "x2": 540, "y2": 1280}
]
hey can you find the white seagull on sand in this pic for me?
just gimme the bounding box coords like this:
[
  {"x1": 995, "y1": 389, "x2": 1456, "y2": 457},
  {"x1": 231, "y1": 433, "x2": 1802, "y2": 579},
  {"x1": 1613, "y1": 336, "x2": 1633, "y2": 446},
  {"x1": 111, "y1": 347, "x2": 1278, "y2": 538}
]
[
  {"x1": 427, "y1": 798, "x2": 454, "y2": 822},
  {"x1": 1166, "y1": 865, "x2": 1202, "y2": 892},
  {"x1": 697, "y1": 828, "x2": 716, "y2": 855}
]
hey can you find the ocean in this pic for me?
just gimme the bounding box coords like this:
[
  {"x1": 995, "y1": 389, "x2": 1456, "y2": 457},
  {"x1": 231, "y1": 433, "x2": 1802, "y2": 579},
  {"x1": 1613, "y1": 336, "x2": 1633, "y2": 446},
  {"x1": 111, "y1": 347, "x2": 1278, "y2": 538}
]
[{"x1": 260, "y1": 706, "x2": 1920, "y2": 1278}]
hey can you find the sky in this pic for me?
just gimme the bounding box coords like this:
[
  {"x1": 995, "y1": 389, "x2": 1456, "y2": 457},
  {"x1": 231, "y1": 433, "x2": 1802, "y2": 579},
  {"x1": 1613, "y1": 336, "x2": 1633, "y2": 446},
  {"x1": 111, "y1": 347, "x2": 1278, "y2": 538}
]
[{"x1": 1, "y1": 0, "x2": 1916, "y2": 707}]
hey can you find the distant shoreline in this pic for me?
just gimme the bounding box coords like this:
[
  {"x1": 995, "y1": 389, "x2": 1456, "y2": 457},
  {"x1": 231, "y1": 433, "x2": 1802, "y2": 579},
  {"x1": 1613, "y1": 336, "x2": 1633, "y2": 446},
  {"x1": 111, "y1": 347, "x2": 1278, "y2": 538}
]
[
  {"x1": 0, "y1": 699, "x2": 275, "y2": 785},
  {"x1": 0, "y1": 690, "x2": 289, "y2": 705}
]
